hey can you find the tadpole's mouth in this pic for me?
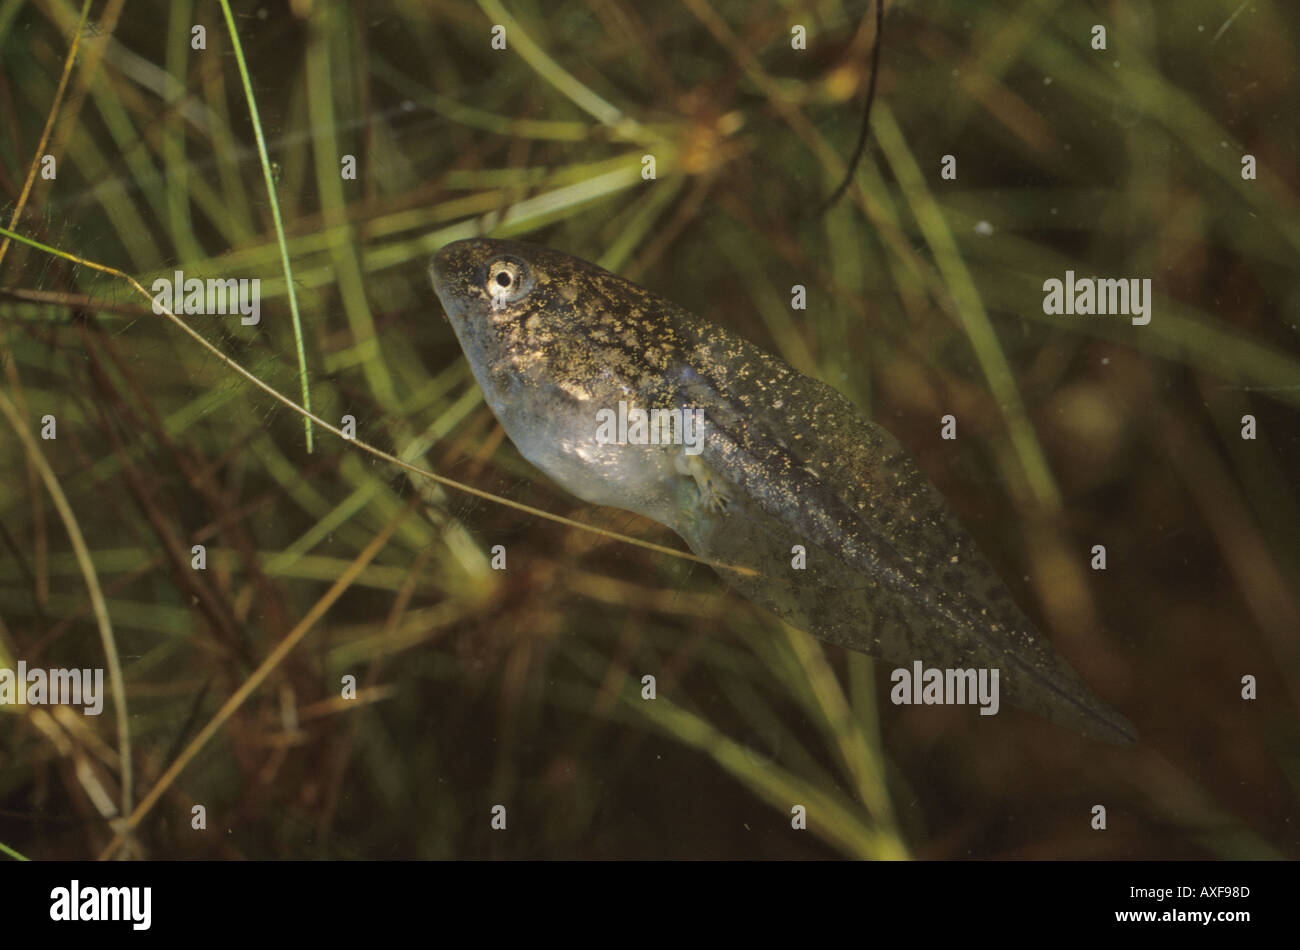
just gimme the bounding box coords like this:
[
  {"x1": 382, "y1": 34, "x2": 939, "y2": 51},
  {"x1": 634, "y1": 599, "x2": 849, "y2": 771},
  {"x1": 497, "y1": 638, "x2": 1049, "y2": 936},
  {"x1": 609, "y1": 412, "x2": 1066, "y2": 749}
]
[
  {"x1": 428, "y1": 252, "x2": 454, "y2": 322},
  {"x1": 428, "y1": 251, "x2": 448, "y2": 295}
]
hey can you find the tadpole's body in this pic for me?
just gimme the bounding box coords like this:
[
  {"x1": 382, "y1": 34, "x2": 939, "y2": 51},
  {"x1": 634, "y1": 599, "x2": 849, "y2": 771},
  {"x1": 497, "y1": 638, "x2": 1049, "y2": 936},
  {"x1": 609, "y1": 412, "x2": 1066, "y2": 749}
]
[{"x1": 431, "y1": 238, "x2": 1135, "y2": 745}]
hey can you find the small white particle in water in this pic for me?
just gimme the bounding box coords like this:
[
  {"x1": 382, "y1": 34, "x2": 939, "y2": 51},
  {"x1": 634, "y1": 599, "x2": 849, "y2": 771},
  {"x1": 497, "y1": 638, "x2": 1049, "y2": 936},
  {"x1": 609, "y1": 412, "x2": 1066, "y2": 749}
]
[
  {"x1": 1102, "y1": 357, "x2": 1110, "y2": 365},
  {"x1": 1050, "y1": 208, "x2": 1058, "y2": 215},
  {"x1": 1113, "y1": 61, "x2": 1120, "y2": 69},
  {"x1": 974, "y1": 221, "x2": 994, "y2": 236},
  {"x1": 1198, "y1": 25, "x2": 1205, "y2": 32},
  {"x1": 1044, "y1": 76, "x2": 1053, "y2": 85},
  {"x1": 952, "y1": 68, "x2": 960, "y2": 77}
]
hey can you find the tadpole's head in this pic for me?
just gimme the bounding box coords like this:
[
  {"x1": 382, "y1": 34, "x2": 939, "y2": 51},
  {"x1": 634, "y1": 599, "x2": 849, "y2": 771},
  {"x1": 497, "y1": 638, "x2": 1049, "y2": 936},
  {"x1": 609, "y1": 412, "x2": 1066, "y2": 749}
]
[
  {"x1": 430, "y1": 237, "x2": 671, "y2": 397},
  {"x1": 430, "y1": 237, "x2": 579, "y2": 376},
  {"x1": 429, "y1": 238, "x2": 542, "y2": 329}
]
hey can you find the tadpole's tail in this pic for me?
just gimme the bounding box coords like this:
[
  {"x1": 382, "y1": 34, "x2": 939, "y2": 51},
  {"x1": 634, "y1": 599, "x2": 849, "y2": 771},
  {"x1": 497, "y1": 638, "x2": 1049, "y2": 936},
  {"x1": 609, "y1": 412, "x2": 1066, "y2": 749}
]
[
  {"x1": 676, "y1": 496, "x2": 1137, "y2": 746},
  {"x1": 995, "y1": 642, "x2": 1136, "y2": 746}
]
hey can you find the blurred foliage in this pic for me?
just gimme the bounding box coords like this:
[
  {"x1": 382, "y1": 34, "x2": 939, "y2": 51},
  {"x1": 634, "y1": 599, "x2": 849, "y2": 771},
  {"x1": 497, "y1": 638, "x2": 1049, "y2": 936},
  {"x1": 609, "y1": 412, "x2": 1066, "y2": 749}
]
[{"x1": 0, "y1": 0, "x2": 1298, "y2": 859}]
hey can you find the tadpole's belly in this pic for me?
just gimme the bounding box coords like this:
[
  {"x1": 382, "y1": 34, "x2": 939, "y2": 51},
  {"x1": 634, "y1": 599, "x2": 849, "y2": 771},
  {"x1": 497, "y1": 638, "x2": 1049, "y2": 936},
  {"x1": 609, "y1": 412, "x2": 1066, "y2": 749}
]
[{"x1": 478, "y1": 369, "x2": 689, "y2": 529}]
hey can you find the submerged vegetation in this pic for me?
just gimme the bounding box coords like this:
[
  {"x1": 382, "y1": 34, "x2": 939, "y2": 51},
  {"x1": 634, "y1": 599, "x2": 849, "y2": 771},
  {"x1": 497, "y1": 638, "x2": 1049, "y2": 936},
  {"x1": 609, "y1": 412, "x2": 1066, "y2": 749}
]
[{"x1": 0, "y1": 0, "x2": 1297, "y2": 859}]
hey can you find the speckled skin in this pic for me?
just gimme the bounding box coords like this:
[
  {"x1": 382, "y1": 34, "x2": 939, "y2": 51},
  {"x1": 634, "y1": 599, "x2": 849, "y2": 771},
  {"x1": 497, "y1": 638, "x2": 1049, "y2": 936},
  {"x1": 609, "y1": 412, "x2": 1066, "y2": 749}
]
[{"x1": 431, "y1": 238, "x2": 1136, "y2": 745}]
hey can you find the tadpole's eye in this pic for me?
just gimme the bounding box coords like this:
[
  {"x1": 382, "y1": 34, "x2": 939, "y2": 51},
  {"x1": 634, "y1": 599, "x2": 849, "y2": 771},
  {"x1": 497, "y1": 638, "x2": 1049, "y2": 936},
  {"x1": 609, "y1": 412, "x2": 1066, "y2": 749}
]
[{"x1": 484, "y1": 257, "x2": 531, "y2": 310}]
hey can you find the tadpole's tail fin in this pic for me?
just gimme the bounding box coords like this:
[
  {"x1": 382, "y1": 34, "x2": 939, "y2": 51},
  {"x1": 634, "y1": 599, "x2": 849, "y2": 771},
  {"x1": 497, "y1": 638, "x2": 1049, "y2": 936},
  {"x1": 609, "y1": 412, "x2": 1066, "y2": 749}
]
[
  {"x1": 676, "y1": 491, "x2": 1136, "y2": 746},
  {"x1": 993, "y1": 637, "x2": 1136, "y2": 746}
]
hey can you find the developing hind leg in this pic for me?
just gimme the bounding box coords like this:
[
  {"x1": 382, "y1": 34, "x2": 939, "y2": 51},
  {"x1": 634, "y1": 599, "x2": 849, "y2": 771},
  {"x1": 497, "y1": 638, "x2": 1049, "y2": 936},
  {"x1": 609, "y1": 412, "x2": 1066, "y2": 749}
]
[{"x1": 674, "y1": 451, "x2": 732, "y2": 513}]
